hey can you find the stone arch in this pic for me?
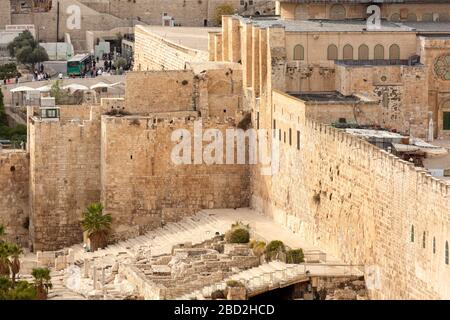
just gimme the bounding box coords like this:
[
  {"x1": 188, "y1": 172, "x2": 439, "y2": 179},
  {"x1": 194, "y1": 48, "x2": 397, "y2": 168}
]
[
  {"x1": 389, "y1": 44, "x2": 400, "y2": 60},
  {"x1": 329, "y1": 4, "x2": 346, "y2": 20},
  {"x1": 293, "y1": 44, "x2": 304, "y2": 61},
  {"x1": 358, "y1": 44, "x2": 369, "y2": 60},
  {"x1": 374, "y1": 44, "x2": 384, "y2": 59},
  {"x1": 327, "y1": 44, "x2": 338, "y2": 60},
  {"x1": 343, "y1": 44, "x2": 353, "y2": 60},
  {"x1": 390, "y1": 13, "x2": 400, "y2": 22},
  {"x1": 407, "y1": 13, "x2": 417, "y2": 22}
]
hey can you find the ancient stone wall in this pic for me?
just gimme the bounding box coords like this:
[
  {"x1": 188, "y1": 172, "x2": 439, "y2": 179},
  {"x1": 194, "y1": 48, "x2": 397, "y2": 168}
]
[
  {"x1": 79, "y1": 0, "x2": 268, "y2": 27},
  {"x1": 29, "y1": 115, "x2": 101, "y2": 251},
  {"x1": 418, "y1": 37, "x2": 450, "y2": 138},
  {"x1": 125, "y1": 68, "x2": 243, "y2": 118},
  {"x1": 278, "y1": 2, "x2": 450, "y2": 22},
  {"x1": 0, "y1": 0, "x2": 11, "y2": 29},
  {"x1": 11, "y1": 0, "x2": 130, "y2": 50},
  {"x1": 335, "y1": 64, "x2": 429, "y2": 138},
  {"x1": 251, "y1": 93, "x2": 450, "y2": 299},
  {"x1": 100, "y1": 116, "x2": 250, "y2": 240},
  {"x1": 133, "y1": 25, "x2": 209, "y2": 72},
  {"x1": 0, "y1": 150, "x2": 29, "y2": 247}
]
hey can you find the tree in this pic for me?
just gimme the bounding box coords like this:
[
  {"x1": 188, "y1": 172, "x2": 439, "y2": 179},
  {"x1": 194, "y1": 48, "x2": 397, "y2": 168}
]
[
  {"x1": 7, "y1": 30, "x2": 35, "y2": 57},
  {"x1": 0, "y1": 63, "x2": 19, "y2": 81},
  {"x1": 7, "y1": 30, "x2": 48, "y2": 70},
  {"x1": 31, "y1": 268, "x2": 52, "y2": 300},
  {"x1": 0, "y1": 89, "x2": 7, "y2": 127},
  {"x1": 3, "y1": 281, "x2": 37, "y2": 300},
  {"x1": 115, "y1": 57, "x2": 127, "y2": 70},
  {"x1": 8, "y1": 244, "x2": 23, "y2": 285},
  {"x1": 214, "y1": 4, "x2": 235, "y2": 26},
  {"x1": 82, "y1": 203, "x2": 112, "y2": 251},
  {"x1": 0, "y1": 225, "x2": 37, "y2": 300},
  {"x1": 50, "y1": 80, "x2": 69, "y2": 105},
  {"x1": 0, "y1": 242, "x2": 11, "y2": 277}
]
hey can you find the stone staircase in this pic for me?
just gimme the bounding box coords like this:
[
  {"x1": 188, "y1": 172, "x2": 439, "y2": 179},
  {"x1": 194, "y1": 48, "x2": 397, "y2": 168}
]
[
  {"x1": 176, "y1": 261, "x2": 364, "y2": 300},
  {"x1": 176, "y1": 261, "x2": 306, "y2": 300},
  {"x1": 44, "y1": 210, "x2": 236, "y2": 299},
  {"x1": 68, "y1": 210, "x2": 232, "y2": 264},
  {"x1": 32, "y1": 208, "x2": 360, "y2": 300}
]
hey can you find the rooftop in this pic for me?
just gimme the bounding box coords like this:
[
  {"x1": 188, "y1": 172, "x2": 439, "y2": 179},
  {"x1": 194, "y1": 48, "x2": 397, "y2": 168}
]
[
  {"x1": 240, "y1": 17, "x2": 415, "y2": 32},
  {"x1": 137, "y1": 26, "x2": 220, "y2": 52},
  {"x1": 290, "y1": 91, "x2": 361, "y2": 103},
  {"x1": 238, "y1": 16, "x2": 450, "y2": 34}
]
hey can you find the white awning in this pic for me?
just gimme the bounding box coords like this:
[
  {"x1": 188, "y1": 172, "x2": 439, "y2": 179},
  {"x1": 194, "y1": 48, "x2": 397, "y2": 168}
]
[
  {"x1": 90, "y1": 82, "x2": 111, "y2": 90},
  {"x1": 62, "y1": 83, "x2": 89, "y2": 91},
  {"x1": 10, "y1": 86, "x2": 36, "y2": 93},
  {"x1": 36, "y1": 85, "x2": 52, "y2": 92}
]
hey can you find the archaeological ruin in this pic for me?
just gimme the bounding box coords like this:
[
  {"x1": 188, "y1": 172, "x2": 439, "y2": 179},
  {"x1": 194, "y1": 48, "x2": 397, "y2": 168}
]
[{"x1": 1, "y1": 0, "x2": 450, "y2": 301}]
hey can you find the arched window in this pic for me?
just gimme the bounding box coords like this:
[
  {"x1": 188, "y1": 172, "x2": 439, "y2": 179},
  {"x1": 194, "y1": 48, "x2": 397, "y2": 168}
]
[
  {"x1": 293, "y1": 44, "x2": 304, "y2": 61},
  {"x1": 343, "y1": 44, "x2": 353, "y2": 60},
  {"x1": 358, "y1": 44, "x2": 369, "y2": 60},
  {"x1": 411, "y1": 225, "x2": 415, "y2": 242},
  {"x1": 327, "y1": 44, "x2": 338, "y2": 60},
  {"x1": 422, "y1": 13, "x2": 433, "y2": 22},
  {"x1": 407, "y1": 13, "x2": 417, "y2": 22},
  {"x1": 446, "y1": 241, "x2": 449, "y2": 265},
  {"x1": 390, "y1": 13, "x2": 400, "y2": 22},
  {"x1": 423, "y1": 232, "x2": 426, "y2": 248},
  {"x1": 374, "y1": 45, "x2": 384, "y2": 60},
  {"x1": 433, "y1": 237, "x2": 436, "y2": 254},
  {"x1": 389, "y1": 44, "x2": 400, "y2": 60},
  {"x1": 330, "y1": 4, "x2": 346, "y2": 20}
]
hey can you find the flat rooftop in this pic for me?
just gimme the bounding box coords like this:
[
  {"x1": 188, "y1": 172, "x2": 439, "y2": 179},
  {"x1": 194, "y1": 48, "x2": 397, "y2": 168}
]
[
  {"x1": 238, "y1": 16, "x2": 450, "y2": 34},
  {"x1": 138, "y1": 26, "x2": 220, "y2": 52},
  {"x1": 240, "y1": 17, "x2": 414, "y2": 32},
  {"x1": 290, "y1": 91, "x2": 361, "y2": 103}
]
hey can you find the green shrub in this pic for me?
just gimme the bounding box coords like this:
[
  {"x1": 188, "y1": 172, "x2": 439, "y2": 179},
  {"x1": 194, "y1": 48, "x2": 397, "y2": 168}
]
[
  {"x1": 265, "y1": 240, "x2": 286, "y2": 261},
  {"x1": 286, "y1": 249, "x2": 305, "y2": 264},
  {"x1": 227, "y1": 228, "x2": 250, "y2": 244},
  {"x1": 250, "y1": 240, "x2": 266, "y2": 256}
]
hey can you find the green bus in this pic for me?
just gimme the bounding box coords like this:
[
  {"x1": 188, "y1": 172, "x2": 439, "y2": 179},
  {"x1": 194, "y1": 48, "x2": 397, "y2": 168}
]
[{"x1": 67, "y1": 54, "x2": 93, "y2": 76}]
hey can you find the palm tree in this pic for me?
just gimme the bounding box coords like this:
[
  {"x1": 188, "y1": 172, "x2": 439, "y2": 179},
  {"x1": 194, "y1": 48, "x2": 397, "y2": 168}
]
[
  {"x1": 31, "y1": 268, "x2": 52, "y2": 300},
  {"x1": 8, "y1": 244, "x2": 23, "y2": 286},
  {"x1": 0, "y1": 242, "x2": 11, "y2": 277},
  {"x1": 81, "y1": 203, "x2": 112, "y2": 252}
]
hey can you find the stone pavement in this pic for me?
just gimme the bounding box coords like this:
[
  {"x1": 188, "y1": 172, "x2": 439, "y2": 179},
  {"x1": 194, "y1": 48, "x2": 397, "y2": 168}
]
[{"x1": 21, "y1": 208, "x2": 361, "y2": 300}]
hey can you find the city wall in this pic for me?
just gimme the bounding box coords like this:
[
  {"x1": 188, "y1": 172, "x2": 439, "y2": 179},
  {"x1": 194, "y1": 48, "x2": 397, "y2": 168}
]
[
  {"x1": 101, "y1": 116, "x2": 250, "y2": 240},
  {"x1": 0, "y1": 0, "x2": 12, "y2": 29},
  {"x1": 133, "y1": 26, "x2": 208, "y2": 72},
  {"x1": 0, "y1": 150, "x2": 29, "y2": 247},
  {"x1": 29, "y1": 114, "x2": 101, "y2": 251},
  {"x1": 125, "y1": 68, "x2": 243, "y2": 120},
  {"x1": 251, "y1": 93, "x2": 450, "y2": 299},
  {"x1": 79, "y1": 0, "x2": 269, "y2": 27}
]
